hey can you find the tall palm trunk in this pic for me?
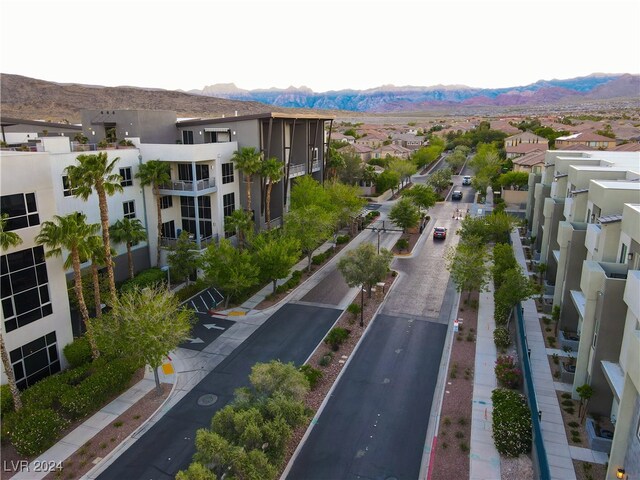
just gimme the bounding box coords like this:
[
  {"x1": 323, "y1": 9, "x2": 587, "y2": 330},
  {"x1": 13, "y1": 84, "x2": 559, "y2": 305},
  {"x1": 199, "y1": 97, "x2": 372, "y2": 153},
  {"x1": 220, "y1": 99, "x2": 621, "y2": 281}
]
[
  {"x1": 91, "y1": 263, "x2": 102, "y2": 318},
  {"x1": 266, "y1": 183, "x2": 273, "y2": 228},
  {"x1": 72, "y1": 251, "x2": 100, "y2": 359},
  {"x1": 245, "y1": 175, "x2": 252, "y2": 213},
  {"x1": 0, "y1": 332, "x2": 22, "y2": 411},
  {"x1": 96, "y1": 182, "x2": 116, "y2": 304},
  {"x1": 127, "y1": 242, "x2": 134, "y2": 279},
  {"x1": 153, "y1": 185, "x2": 162, "y2": 266}
]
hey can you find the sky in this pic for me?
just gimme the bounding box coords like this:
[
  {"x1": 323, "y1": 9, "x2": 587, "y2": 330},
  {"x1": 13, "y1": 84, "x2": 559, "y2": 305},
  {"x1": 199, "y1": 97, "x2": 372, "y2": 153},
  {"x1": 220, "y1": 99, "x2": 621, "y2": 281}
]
[{"x1": 2, "y1": 0, "x2": 639, "y2": 93}]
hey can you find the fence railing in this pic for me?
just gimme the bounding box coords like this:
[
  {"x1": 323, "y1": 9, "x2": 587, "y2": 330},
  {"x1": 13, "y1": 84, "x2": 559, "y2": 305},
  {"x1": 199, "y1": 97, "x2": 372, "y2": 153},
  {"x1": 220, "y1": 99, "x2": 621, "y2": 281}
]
[
  {"x1": 158, "y1": 178, "x2": 217, "y2": 191},
  {"x1": 160, "y1": 234, "x2": 218, "y2": 249}
]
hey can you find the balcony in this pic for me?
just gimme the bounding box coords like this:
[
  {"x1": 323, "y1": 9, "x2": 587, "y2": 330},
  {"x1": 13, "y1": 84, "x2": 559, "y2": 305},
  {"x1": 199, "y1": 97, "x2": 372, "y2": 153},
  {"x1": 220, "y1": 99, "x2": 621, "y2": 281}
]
[
  {"x1": 288, "y1": 163, "x2": 305, "y2": 178},
  {"x1": 160, "y1": 234, "x2": 218, "y2": 250},
  {"x1": 311, "y1": 160, "x2": 321, "y2": 172},
  {"x1": 585, "y1": 417, "x2": 614, "y2": 453},
  {"x1": 158, "y1": 178, "x2": 217, "y2": 196}
]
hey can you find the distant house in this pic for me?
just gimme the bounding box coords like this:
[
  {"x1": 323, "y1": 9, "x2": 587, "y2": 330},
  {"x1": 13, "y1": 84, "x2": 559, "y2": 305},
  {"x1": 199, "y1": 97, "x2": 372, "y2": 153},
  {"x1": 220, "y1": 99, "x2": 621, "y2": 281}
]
[
  {"x1": 371, "y1": 143, "x2": 412, "y2": 160},
  {"x1": 612, "y1": 142, "x2": 640, "y2": 152},
  {"x1": 555, "y1": 131, "x2": 617, "y2": 150},
  {"x1": 391, "y1": 133, "x2": 426, "y2": 150},
  {"x1": 511, "y1": 149, "x2": 545, "y2": 174},
  {"x1": 332, "y1": 132, "x2": 355, "y2": 144},
  {"x1": 490, "y1": 120, "x2": 521, "y2": 135},
  {"x1": 354, "y1": 130, "x2": 388, "y2": 148},
  {"x1": 338, "y1": 143, "x2": 372, "y2": 162},
  {"x1": 504, "y1": 131, "x2": 549, "y2": 159}
]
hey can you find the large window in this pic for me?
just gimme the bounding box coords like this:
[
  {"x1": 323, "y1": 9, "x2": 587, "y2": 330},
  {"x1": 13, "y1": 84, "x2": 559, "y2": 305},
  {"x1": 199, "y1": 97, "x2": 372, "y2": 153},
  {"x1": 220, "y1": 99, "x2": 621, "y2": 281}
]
[
  {"x1": 177, "y1": 163, "x2": 209, "y2": 182},
  {"x1": 123, "y1": 200, "x2": 136, "y2": 219},
  {"x1": 160, "y1": 196, "x2": 173, "y2": 210},
  {"x1": 223, "y1": 193, "x2": 235, "y2": 218},
  {"x1": 180, "y1": 196, "x2": 212, "y2": 239},
  {"x1": 119, "y1": 167, "x2": 133, "y2": 187},
  {"x1": 182, "y1": 130, "x2": 194, "y2": 145},
  {"x1": 222, "y1": 163, "x2": 234, "y2": 184},
  {"x1": 1, "y1": 246, "x2": 52, "y2": 333},
  {"x1": 10, "y1": 331, "x2": 60, "y2": 390},
  {"x1": 62, "y1": 176, "x2": 76, "y2": 197},
  {"x1": 1, "y1": 193, "x2": 40, "y2": 231},
  {"x1": 161, "y1": 220, "x2": 176, "y2": 239}
]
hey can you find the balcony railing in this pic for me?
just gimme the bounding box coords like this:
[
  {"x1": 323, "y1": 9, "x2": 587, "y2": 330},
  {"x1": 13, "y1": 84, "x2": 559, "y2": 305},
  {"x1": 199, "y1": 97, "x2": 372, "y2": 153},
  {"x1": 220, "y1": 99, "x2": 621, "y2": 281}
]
[
  {"x1": 159, "y1": 178, "x2": 217, "y2": 192},
  {"x1": 311, "y1": 160, "x2": 321, "y2": 172},
  {"x1": 160, "y1": 234, "x2": 218, "y2": 249},
  {"x1": 288, "y1": 164, "x2": 305, "y2": 177}
]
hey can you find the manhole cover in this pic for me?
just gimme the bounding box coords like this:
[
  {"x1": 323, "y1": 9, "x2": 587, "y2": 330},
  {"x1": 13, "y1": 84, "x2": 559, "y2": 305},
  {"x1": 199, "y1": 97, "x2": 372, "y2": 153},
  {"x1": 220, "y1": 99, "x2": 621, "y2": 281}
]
[{"x1": 197, "y1": 394, "x2": 218, "y2": 406}]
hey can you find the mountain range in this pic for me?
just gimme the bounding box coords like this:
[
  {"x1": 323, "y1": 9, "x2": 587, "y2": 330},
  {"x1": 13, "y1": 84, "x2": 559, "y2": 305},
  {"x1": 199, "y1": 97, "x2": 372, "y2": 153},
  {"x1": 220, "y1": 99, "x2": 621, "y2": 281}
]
[{"x1": 188, "y1": 73, "x2": 640, "y2": 112}]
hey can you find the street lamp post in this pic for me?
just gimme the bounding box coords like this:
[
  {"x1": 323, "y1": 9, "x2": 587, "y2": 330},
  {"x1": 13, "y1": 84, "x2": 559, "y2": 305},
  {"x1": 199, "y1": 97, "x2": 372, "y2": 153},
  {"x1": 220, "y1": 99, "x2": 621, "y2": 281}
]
[
  {"x1": 161, "y1": 265, "x2": 171, "y2": 291},
  {"x1": 360, "y1": 286, "x2": 365, "y2": 327}
]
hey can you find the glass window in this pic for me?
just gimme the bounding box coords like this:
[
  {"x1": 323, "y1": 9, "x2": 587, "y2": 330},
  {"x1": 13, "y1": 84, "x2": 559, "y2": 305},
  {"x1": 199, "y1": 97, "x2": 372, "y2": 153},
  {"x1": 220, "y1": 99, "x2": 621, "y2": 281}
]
[
  {"x1": 620, "y1": 244, "x2": 628, "y2": 264},
  {"x1": 123, "y1": 200, "x2": 136, "y2": 219},
  {"x1": 182, "y1": 130, "x2": 194, "y2": 145},
  {"x1": 160, "y1": 196, "x2": 173, "y2": 209},
  {"x1": 223, "y1": 193, "x2": 235, "y2": 218},
  {"x1": 1, "y1": 246, "x2": 51, "y2": 332},
  {"x1": 119, "y1": 167, "x2": 133, "y2": 187},
  {"x1": 178, "y1": 164, "x2": 192, "y2": 182},
  {"x1": 222, "y1": 163, "x2": 234, "y2": 184},
  {"x1": 161, "y1": 220, "x2": 175, "y2": 238},
  {"x1": 1, "y1": 193, "x2": 40, "y2": 231},
  {"x1": 62, "y1": 176, "x2": 76, "y2": 197},
  {"x1": 10, "y1": 331, "x2": 60, "y2": 390}
]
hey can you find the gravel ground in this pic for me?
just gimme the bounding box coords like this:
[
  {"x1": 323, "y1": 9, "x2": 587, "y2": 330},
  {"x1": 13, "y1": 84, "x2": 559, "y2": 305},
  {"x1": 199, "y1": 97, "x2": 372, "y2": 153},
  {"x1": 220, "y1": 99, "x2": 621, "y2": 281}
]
[{"x1": 501, "y1": 454, "x2": 534, "y2": 480}]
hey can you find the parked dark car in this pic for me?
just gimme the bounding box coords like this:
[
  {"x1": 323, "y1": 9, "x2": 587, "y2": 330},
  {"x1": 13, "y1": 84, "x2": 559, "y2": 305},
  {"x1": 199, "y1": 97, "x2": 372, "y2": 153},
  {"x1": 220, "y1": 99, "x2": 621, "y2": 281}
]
[
  {"x1": 433, "y1": 227, "x2": 447, "y2": 240},
  {"x1": 452, "y1": 190, "x2": 463, "y2": 200}
]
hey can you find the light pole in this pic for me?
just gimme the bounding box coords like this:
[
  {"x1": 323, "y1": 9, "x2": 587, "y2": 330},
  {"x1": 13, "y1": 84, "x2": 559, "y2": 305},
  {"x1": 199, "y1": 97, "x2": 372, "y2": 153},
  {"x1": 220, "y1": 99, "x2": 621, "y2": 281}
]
[
  {"x1": 360, "y1": 286, "x2": 365, "y2": 327},
  {"x1": 161, "y1": 265, "x2": 171, "y2": 291}
]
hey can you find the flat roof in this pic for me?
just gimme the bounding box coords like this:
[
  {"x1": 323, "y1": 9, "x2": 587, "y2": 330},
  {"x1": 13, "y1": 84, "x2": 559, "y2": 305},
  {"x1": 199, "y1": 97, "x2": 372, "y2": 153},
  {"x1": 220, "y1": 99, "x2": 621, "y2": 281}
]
[
  {"x1": 591, "y1": 179, "x2": 640, "y2": 190},
  {"x1": 177, "y1": 111, "x2": 334, "y2": 127}
]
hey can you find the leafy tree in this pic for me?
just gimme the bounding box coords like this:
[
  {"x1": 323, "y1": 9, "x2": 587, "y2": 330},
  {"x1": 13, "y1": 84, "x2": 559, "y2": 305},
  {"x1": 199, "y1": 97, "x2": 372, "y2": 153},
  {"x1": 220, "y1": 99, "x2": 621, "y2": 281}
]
[
  {"x1": 200, "y1": 238, "x2": 259, "y2": 308},
  {"x1": 36, "y1": 213, "x2": 101, "y2": 358},
  {"x1": 337, "y1": 243, "x2": 393, "y2": 327},
  {"x1": 324, "y1": 181, "x2": 366, "y2": 234},
  {"x1": 244, "y1": 360, "x2": 310, "y2": 403},
  {"x1": 388, "y1": 198, "x2": 420, "y2": 232},
  {"x1": 485, "y1": 211, "x2": 518, "y2": 244},
  {"x1": 260, "y1": 157, "x2": 283, "y2": 227},
  {"x1": 93, "y1": 284, "x2": 193, "y2": 392},
  {"x1": 389, "y1": 159, "x2": 417, "y2": 187},
  {"x1": 167, "y1": 231, "x2": 198, "y2": 285},
  {"x1": 498, "y1": 171, "x2": 529, "y2": 190},
  {"x1": 290, "y1": 175, "x2": 329, "y2": 210},
  {"x1": 224, "y1": 208, "x2": 254, "y2": 249},
  {"x1": 492, "y1": 243, "x2": 518, "y2": 289},
  {"x1": 109, "y1": 218, "x2": 147, "y2": 279},
  {"x1": 325, "y1": 144, "x2": 345, "y2": 181},
  {"x1": 445, "y1": 241, "x2": 490, "y2": 301},
  {"x1": 252, "y1": 233, "x2": 300, "y2": 294},
  {"x1": 343, "y1": 128, "x2": 359, "y2": 138},
  {"x1": 576, "y1": 384, "x2": 594, "y2": 422},
  {"x1": 65, "y1": 152, "x2": 123, "y2": 303},
  {"x1": 374, "y1": 169, "x2": 400, "y2": 194},
  {"x1": 285, "y1": 205, "x2": 335, "y2": 272},
  {"x1": 427, "y1": 167, "x2": 453, "y2": 193},
  {"x1": 494, "y1": 267, "x2": 539, "y2": 327},
  {"x1": 337, "y1": 151, "x2": 364, "y2": 186},
  {"x1": 0, "y1": 214, "x2": 23, "y2": 410},
  {"x1": 232, "y1": 147, "x2": 262, "y2": 213},
  {"x1": 403, "y1": 184, "x2": 437, "y2": 214},
  {"x1": 445, "y1": 148, "x2": 467, "y2": 173},
  {"x1": 175, "y1": 462, "x2": 217, "y2": 480},
  {"x1": 411, "y1": 143, "x2": 444, "y2": 168},
  {"x1": 135, "y1": 159, "x2": 171, "y2": 266}
]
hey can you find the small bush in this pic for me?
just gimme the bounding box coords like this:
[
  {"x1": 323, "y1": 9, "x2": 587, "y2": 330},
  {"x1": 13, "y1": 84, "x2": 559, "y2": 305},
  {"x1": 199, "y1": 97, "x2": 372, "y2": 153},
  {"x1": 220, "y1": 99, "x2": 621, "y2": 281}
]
[
  {"x1": 174, "y1": 279, "x2": 209, "y2": 302},
  {"x1": 455, "y1": 431, "x2": 464, "y2": 439},
  {"x1": 63, "y1": 336, "x2": 93, "y2": 368},
  {"x1": 493, "y1": 327, "x2": 511, "y2": 351},
  {"x1": 459, "y1": 442, "x2": 469, "y2": 452},
  {"x1": 299, "y1": 365, "x2": 323, "y2": 390},
  {"x1": 312, "y1": 252, "x2": 328, "y2": 265},
  {"x1": 336, "y1": 235, "x2": 350, "y2": 245},
  {"x1": 120, "y1": 267, "x2": 166, "y2": 292},
  {"x1": 491, "y1": 388, "x2": 532, "y2": 457},
  {"x1": 441, "y1": 442, "x2": 448, "y2": 449},
  {"x1": 0, "y1": 384, "x2": 14, "y2": 418},
  {"x1": 564, "y1": 406, "x2": 575, "y2": 415},
  {"x1": 347, "y1": 303, "x2": 361, "y2": 319},
  {"x1": 458, "y1": 417, "x2": 467, "y2": 426},
  {"x1": 324, "y1": 328, "x2": 350, "y2": 351},
  {"x1": 395, "y1": 239, "x2": 409, "y2": 251},
  {"x1": 561, "y1": 399, "x2": 574, "y2": 407},
  {"x1": 568, "y1": 421, "x2": 579, "y2": 428},
  {"x1": 466, "y1": 333, "x2": 474, "y2": 342},
  {"x1": 318, "y1": 352, "x2": 334, "y2": 367},
  {"x1": 443, "y1": 417, "x2": 451, "y2": 426},
  {"x1": 8, "y1": 408, "x2": 69, "y2": 456},
  {"x1": 561, "y1": 393, "x2": 572, "y2": 399},
  {"x1": 552, "y1": 353, "x2": 560, "y2": 365},
  {"x1": 547, "y1": 336, "x2": 556, "y2": 346},
  {"x1": 22, "y1": 374, "x2": 73, "y2": 410},
  {"x1": 495, "y1": 355, "x2": 522, "y2": 389}
]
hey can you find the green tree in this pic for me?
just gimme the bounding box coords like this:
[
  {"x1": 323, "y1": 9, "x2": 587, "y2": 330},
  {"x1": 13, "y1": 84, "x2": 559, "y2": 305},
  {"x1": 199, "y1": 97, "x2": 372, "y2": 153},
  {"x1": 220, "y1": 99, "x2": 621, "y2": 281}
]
[
  {"x1": 109, "y1": 218, "x2": 147, "y2": 279},
  {"x1": 576, "y1": 384, "x2": 594, "y2": 422},
  {"x1": 232, "y1": 147, "x2": 262, "y2": 213},
  {"x1": 324, "y1": 181, "x2": 366, "y2": 234},
  {"x1": 0, "y1": 214, "x2": 23, "y2": 410},
  {"x1": 388, "y1": 198, "x2": 420, "y2": 232},
  {"x1": 200, "y1": 238, "x2": 259, "y2": 308},
  {"x1": 445, "y1": 241, "x2": 490, "y2": 301},
  {"x1": 325, "y1": 145, "x2": 345, "y2": 181},
  {"x1": 495, "y1": 267, "x2": 539, "y2": 327},
  {"x1": 84, "y1": 235, "x2": 113, "y2": 318},
  {"x1": 411, "y1": 143, "x2": 443, "y2": 169},
  {"x1": 36, "y1": 213, "x2": 101, "y2": 359},
  {"x1": 374, "y1": 169, "x2": 400, "y2": 194},
  {"x1": 337, "y1": 243, "x2": 393, "y2": 326},
  {"x1": 135, "y1": 159, "x2": 171, "y2": 266},
  {"x1": 285, "y1": 205, "x2": 335, "y2": 272},
  {"x1": 260, "y1": 157, "x2": 284, "y2": 228},
  {"x1": 389, "y1": 159, "x2": 417, "y2": 188},
  {"x1": 252, "y1": 233, "x2": 301, "y2": 294},
  {"x1": 65, "y1": 152, "x2": 123, "y2": 303},
  {"x1": 427, "y1": 167, "x2": 453, "y2": 193},
  {"x1": 175, "y1": 462, "x2": 217, "y2": 480},
  {"x1": 492, "y1": 242, "x2": 518, "y2": 289},
  {"x1": 403, "y1": 184, "x2": 437, "y2": 215},
  {"x1": 290, "y1": 175, "x2": 329, "y2": 210},
  {"x1": 337, "y1": 151, "x2": 364, "y2": 185},
  {"x1": 167, "y1": 231, "x2": 198, "y2": 285},
  {"x1": 224, "y1": 208, "x2": 254, "y2": 249},
  {"x1": 244, "y1": 360, "x2": 310, "y2": 403},
  {"x1": 93, "y1": 285, "x2": 193, "y2": 393},
  {"x1": 498, "y1": 171, "x2": 529, "y2": 190}
]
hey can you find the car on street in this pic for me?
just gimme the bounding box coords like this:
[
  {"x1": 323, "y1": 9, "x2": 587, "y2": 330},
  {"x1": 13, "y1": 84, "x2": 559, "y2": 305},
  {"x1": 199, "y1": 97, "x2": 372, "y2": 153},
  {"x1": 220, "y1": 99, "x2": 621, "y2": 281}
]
[
  {"x1": 452, "y1": 190, "x2": 463, "y2": 200},
  {"x1": 433, "y1": 226, "x2": 447, "y2": 240},
  {"x1": 462, "y1": 175, "x2": 471, "y2": 185}
]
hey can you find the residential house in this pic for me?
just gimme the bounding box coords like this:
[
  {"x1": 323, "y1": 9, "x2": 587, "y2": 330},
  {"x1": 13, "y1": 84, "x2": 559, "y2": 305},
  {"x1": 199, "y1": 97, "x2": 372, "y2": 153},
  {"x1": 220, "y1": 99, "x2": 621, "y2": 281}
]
[
  {"x1": 512, "y1": 149, "x2": 546, "y2": 174},
  {"x1": 555, "y1": 131, "x2": 617, "y2": 151},
  {"x1": 504, "y1": 131, "x2": 549, "y2": 159},
  {"x1": 371, "y1": 143, "x2": 412, "y2": 160},
  {"x1": 391, "y1": 133, "x2": 426, "y2": 150},
  {"x1": 338, "y1": 143, "x2": 372, "y2": 163}
]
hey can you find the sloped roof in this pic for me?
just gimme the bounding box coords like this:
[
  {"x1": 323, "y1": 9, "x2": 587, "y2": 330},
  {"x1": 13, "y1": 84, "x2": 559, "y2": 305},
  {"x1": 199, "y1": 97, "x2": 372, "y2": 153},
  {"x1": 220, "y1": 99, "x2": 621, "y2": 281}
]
[{"x1": 512, "y1": 149, "x2": 546, "y2": 166}]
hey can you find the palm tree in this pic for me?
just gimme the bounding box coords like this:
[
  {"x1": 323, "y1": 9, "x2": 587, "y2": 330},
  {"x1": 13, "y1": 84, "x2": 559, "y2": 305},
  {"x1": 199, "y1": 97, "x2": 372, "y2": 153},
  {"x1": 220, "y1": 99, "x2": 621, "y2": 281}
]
[
  {"x1": 36, "y1": 213, "x2": 101, "y2": 359},
  {"x1": 0, "y1": 214, "x2": 24, "y2": 410},
  {"x1": 231, "y1": 147, "x2": 262, "y2": 213},
  {"x1": 65, "y1": 152, "x2": 123, "y2": 304},
  {"x1": 224, "y1": 209, "x2": 253, "y2": 249},
  {"x1": 110, "y1": 218, "x2": 147, "y2": 279},
  {"x1": 261, "y1": 157, "x2": 283, "y2": 228},
  {"x1": 84, "y1": 235, "x2": 114, "y2": 318},
  {"x1": 135, "y1": 160, "x2": 171, "y2": 266}
]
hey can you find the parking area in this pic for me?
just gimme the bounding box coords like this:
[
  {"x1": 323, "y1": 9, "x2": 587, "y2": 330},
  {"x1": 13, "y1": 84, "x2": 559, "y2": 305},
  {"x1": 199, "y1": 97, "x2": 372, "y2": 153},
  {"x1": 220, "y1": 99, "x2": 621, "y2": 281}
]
[
  {"x1": 183, "y1": 287, "x2": 224, "y2": 313},
  {"x1": 180, "y1": 313, "x2": 235, "y2": 351}
]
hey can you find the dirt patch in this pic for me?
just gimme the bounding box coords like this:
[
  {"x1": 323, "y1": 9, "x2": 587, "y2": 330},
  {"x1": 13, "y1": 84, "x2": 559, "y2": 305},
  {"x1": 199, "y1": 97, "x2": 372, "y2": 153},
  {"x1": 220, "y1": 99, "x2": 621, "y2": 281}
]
[
  {"x1": 556, "y1": 390, "x2": 588, "y2": 447},
  {"x1": 429, "y1": 291, "x2": 479, "y2": 480},
  {"x1": 573, "y1": 460, "x2": 607, "y2": 480},
  {"x1": 392, "y1": 230, "x2": 422, "y2": 255}
]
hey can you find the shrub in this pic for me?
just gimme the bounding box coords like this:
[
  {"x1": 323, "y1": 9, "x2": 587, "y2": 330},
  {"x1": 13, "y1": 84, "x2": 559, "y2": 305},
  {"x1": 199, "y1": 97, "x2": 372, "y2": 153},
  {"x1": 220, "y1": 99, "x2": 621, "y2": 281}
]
[
  {"x1": 63, "y1": 336, "x2": 93, "y2": 368},
  {"x1": 493, "y1": 327, "x2": 511, "y2": 351},
  {"x1": 299, "y1": 365, "x2": 323, "y2": 390},
  {"x1": 443, "y1": 417, "x2": 451, "y2": 426},
  {"x1": 318, "y1": 352, "x2": 334, "y2": 367},
  {"x1": 312, "y1": 252, "x2": 328, "y2": 265},
  {"x1": 568, "y1": 421, "x2": 579, "y2": 428},
  {"x1": 324, "y1": 328, "x2": 350, "y2": 351},
  {"x1": 7, "y1": 408, "x2": 69, "y2": 456},
  {"x1": 0, "y1": 384, "x2": 14, "y2": 418},
  {"x1": 395, "y1": 239, "x2": 409, "y2": 251},
  {"x1": 21, "y1": 374, "x2": 73, "y2": 410},
  {"x1": 347, "y1": 303, "x2": 361, "y2": 319},
  {"x1": 120, "y1": 267, "x2": 166, "y2": 292},
  {"x1": 174, "y1": 279, "x2": 209, "y2": 303},
  {"x1": 561, "y1": 399, "x2": 574, "y2": 407},
  {"x1": 491, "y1": 388, "x2": 532, "y2": 457},
  {"x1": 494, "y1": 355, "x2": 522, "y2": 389},
  {"x1": 336, "y1": 235, "x2": 350, "y2": 245}
]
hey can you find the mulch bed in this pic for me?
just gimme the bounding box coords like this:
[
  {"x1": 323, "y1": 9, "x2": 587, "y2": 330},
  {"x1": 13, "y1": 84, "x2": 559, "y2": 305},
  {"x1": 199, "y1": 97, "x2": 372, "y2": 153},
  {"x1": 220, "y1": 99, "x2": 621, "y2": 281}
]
[{"x1": 429, "y1": 291, "x2": 479, "y2": 480}]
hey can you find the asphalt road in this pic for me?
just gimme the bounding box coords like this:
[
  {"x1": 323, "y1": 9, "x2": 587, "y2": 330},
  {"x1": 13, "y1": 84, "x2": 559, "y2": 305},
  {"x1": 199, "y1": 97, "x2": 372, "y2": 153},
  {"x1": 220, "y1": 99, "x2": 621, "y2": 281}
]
[
  {"x1": 285, "y1": 314, "x2": 447, "y2": 480},
  {"x1": 97, "y1": 303, "x2": 341, "y2": 480}
]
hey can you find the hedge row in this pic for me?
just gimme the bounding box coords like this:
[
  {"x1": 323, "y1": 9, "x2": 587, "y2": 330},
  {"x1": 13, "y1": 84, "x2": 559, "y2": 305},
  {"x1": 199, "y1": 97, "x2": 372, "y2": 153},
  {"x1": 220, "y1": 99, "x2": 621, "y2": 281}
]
[{"x1": 491, "y1": 388, "x2": 532, "y2": 457}]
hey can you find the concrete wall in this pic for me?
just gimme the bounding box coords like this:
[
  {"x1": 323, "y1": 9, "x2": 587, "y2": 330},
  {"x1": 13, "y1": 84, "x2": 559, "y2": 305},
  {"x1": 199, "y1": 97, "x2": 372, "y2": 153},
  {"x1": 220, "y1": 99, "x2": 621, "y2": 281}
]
[
  {"x1": 555, "y1": 223, "x2": 587, "y2": 333},
  {"x1": 81, "y1": 110, "x2": 177, "y2": 144}
]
